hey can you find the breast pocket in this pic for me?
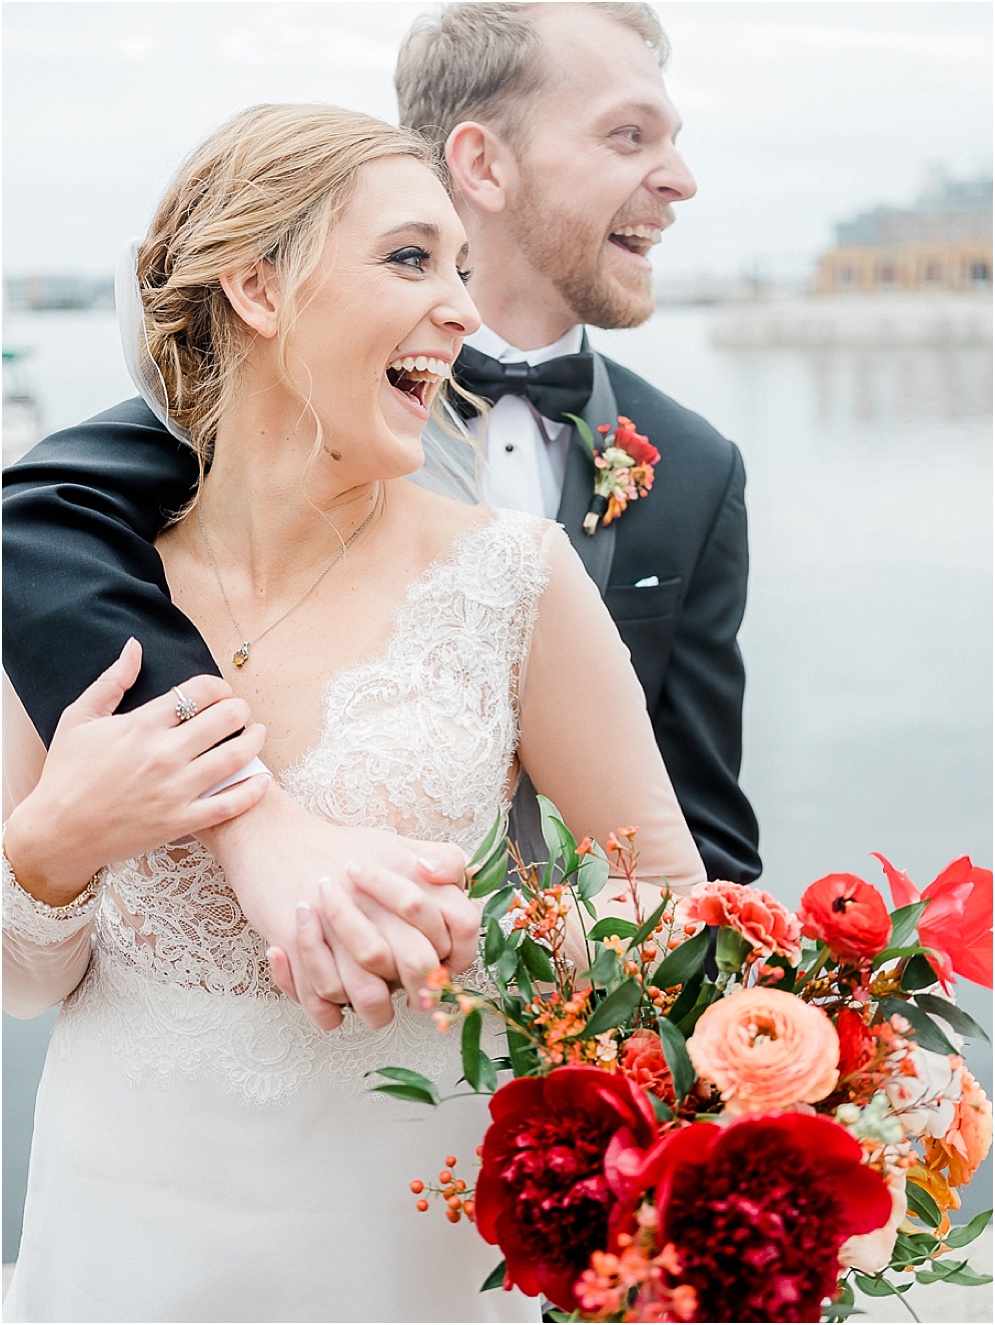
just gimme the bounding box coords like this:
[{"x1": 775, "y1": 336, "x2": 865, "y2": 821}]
[{"x1": 604, "y1": 576, "x2": 683, "y2": 711}]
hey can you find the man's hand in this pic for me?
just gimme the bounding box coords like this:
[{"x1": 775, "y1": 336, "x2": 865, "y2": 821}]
[{"x1": 198, "y1": 782, "x2": 478, "y2": 1031}]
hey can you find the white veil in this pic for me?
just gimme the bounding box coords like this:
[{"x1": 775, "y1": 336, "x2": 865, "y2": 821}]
[{"x1": 114, "y1": 239, "x2": 483, "y2": 504}]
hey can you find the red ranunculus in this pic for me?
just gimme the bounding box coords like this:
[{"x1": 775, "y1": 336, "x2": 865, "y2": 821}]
[
  {"x1": 619, "y1": 1114, "x2": 893, "y2": 1322},
  {"x1": 474, "y1": 1065, "x2": 658, "y2": 1310},
  {"x1": 835, "y1": 1006, "x2": 876, "y2": 1081},
  {"x1": 797, "y1": 873, "x2": 891, "y2": 960},
  {"x1": 874, "y1": 853, "x2": 993, "y2": 991},
  {"x1": 614, "y1": 418, "x2": 661, "y2": 469}
]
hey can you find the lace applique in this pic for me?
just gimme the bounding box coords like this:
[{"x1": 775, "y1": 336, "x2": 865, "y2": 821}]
[
  {"x1": 2, "y1": 849, "x2": 102, "y2": 946},
  {"x1": 53, "y1": 510, "x2": 551, "y2": 1110}
]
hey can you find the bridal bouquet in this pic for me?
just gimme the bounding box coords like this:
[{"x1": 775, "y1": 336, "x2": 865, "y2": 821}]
[{"x1": 371, "y1": 801, "x2": 993, "y2": 1323}]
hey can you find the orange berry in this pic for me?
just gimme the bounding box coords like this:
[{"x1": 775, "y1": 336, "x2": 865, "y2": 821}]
[
  {"x1": 447, "y1": 1194, "x2": 462, "y2": 1209},
  {"x1": 409, "y1": 1180, "x2": 425, "y2": 1194},
  {"x1": 416, "y1": 1199, "x2": 429, "y2": 1212},
  {"x1": 463, "y1": 1200, "x2": 475, "y2": 1220},
  {"x1": 475, "y1": 1145, "x2": 483, "y2": 1157},
  {"x1": 439, "y1": 1169, "x2": 452, "y2": 1184},
  {"x1": 445, "y1": 1156, "x2": 458, "y2": 1168},
  {"x1": 446, "y1": 1209, "x2": 461, "y2": 1223},
  {"x1": 454, "y1": 1179, "x2": 467, "y2": 1192}
]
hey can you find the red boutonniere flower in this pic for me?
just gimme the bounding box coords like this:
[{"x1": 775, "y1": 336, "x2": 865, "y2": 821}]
[{"x1": 565, "y1": 413, "x2": 660, "y2": 536}]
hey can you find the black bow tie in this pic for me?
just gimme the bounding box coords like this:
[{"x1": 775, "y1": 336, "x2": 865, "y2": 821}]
[{"x1": 453, "y1": 344, "x2": 595, "y2": 422}]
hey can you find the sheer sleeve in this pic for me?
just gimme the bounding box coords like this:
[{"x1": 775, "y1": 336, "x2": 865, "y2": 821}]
[
  {"x1": 2, "y1": 675, "x2": 97, "y2": 1018},
  {"x1": 518, "y1": 525, "x2": 706, "y2": 897}
]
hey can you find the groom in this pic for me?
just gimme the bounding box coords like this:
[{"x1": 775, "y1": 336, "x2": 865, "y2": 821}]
[
  {"x1": 2, "y1": 2, "x2": 758, "y2": 1024},
  {"x1": 397, "y1": 2, "x2": 760, "y2": 884}
]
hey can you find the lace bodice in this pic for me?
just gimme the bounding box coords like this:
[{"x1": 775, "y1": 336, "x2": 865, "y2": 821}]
[{"x1": 6, "y1": 510, "x2": 551, "y2": 1109}]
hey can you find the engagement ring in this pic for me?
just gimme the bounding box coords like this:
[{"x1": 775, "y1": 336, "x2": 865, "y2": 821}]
[{"x1": 172, "y1": 687, "x2": 198, "y2": 723}]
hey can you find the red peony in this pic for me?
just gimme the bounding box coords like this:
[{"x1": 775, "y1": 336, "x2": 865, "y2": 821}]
[
  {"x1": 874, "y1": 853, "x2": 993, "y2": 991},
  {"x1": 619, "y1": 1114, "x2": 893, "y2": 1322},
  {"x1": 474, "y1": 1065, "x2": 658, "y2": 1310},
  {"x1": 613, "y1": 417, "x2": 660, "y2": 469},
  {"x1": 619, "y1": 1029, "x2": 675, "y2": 1105},
  {"x1": 797, "y1": 873, "x2": 891, "y2": 961}
]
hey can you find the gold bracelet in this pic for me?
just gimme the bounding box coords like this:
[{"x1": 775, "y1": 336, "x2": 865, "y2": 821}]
[{"x1": 1, "y1": 832, "x2": 103, "y2": 914}]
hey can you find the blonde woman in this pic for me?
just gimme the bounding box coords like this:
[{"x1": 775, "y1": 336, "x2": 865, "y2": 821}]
[{"x1": 2, "y1": 105, "x2": 704, "y2": 1323}]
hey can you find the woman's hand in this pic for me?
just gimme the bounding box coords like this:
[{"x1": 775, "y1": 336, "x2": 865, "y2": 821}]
[{"x1": 4, "y1": 638, "x2": 269, "y2": 906}]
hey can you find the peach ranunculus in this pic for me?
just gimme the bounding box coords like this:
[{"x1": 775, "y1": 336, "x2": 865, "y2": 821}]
[
  {"x1": 676, "y1": 880, "x2": 802, "y2": 963},
  {"x1": 924, "y1": 1065, "x2": 993, "y2": 1188},
  {"x1": 686, "y1": 987, "x2": 840, "y2": 1115}
]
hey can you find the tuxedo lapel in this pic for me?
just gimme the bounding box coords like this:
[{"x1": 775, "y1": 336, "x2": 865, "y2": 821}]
[{"x1": 556, "y1": 346, "x2": 618, "y2": 594}]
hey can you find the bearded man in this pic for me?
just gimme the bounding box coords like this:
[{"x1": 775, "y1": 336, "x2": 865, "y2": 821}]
[
  {"x1": 2, "y1": 2, "x2": 759, "y2": 1029},
  {"x1": 396, "y1": 2, "x2": 760, "y2": 883}
]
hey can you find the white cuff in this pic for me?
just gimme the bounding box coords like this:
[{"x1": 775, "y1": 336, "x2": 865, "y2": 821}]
[{"x1": 201, "y1": 756, "x2": 272, "y2": 799}]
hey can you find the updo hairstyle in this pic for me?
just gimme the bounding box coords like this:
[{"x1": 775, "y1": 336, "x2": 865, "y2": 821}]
[{"x1": 137, "y1": 103, "x2": 439, "y2": 470}]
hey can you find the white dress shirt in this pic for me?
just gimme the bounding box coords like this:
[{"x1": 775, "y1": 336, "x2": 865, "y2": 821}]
[{"x1": 464, "y1": 323, "x2": 585, "y2": 519}]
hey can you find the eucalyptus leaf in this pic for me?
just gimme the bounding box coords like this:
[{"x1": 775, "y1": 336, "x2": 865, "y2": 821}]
[
  {"x1": 581, "y1": 978, "x2": 642, "y2": 1036},
  {"x1": 650, "y1": 926, "x2": 710, "y2": 989},
  {"x1": 915, "y1": 992, "x2": 990, "y2": 1043}
]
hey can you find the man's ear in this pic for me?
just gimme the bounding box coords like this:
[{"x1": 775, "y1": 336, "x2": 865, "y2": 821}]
[
  {"x1": 220, "y1": 261, "x2": 281, "y2": 339},
  {"x1": 445, "y1": 121, "x2": 518, "y2": 216}
]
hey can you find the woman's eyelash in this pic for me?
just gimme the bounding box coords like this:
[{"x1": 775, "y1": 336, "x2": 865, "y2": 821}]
[
  {"x1": 458, "y1": 267, "x2": 473, "y2": 286},
  {"x1": 387, "y1": 246, "x2": 432, "y2": 271}
]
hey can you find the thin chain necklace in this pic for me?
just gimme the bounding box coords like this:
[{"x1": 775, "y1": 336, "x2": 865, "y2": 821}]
[{"x1": 196, "y1": 491, "x2": 380, "y2": 668}]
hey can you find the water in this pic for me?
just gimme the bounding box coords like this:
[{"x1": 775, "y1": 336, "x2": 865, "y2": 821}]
[{"x1": 3, "y1": 307, "x2": 992, "y2": 1260}]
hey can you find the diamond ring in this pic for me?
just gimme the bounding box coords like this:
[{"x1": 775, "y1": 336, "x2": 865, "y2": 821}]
[{"x1": 172, "y1": 686, "x2": 198, "y2": 723}]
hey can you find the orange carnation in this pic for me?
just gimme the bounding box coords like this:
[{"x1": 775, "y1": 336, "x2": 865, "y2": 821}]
[
  {"x1": 678, "y1": 880, "x2": 802, "y2": 963},
  {"x1": 924, "y1": 1065, "x2": 993, "y2": 1187},
  {"x1": 687, "y1": 988, "x2": 839, "y2": 1116}
]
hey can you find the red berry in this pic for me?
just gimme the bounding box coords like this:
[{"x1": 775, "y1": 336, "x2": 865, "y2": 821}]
[
  {"x1": 446, "y1": 1209, "x2": 461, "y2": 1223},
  {"x1": 445, "y1": 1155, "x2": 458, "y2": 1168},
  {"x1": 416, "y1": 1199, "x2": 429, "y2": 1212},
  {"x1": 409, "y1": 1180, "x2": 425, "y2": 1194},
  {"x1": 439, "y1": 1169, "x2": 452, "y2": 1184}
]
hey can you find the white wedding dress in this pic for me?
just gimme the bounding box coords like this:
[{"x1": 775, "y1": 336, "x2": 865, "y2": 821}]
[{"x1": 3, "y1": 509, "x2": 704, "y2": 1324}]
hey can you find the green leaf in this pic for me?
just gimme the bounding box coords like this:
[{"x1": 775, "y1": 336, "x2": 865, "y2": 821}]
[
  {"x1": 853, "y1": 1274, "x2": 909, "y2": 1297},
  {"x1": 582, "y1": 978, "x2": 642, "y2": 1036},
  {"x1": 461, "y1": 1010, "x2": 485, "y2": 1090},
  {"x1": 495, "y1": 945, "x2": 519, "y2": 986},
  {"x1": 483, "y1": 918, "x2": 505, "y2": 966},
  {"x1": 650, "y1": 926, "x2": 710, "y2": 989},
  {"x1": 506, "y1": 1024, "x2": 536, "y2": 1077},
  {"x1": 656, "y1": 1015, "x2": 696, "y2": 1102},
  {"x1": 901, "y1": 952, "x2": 939, "y2": 990},
  {"x1": 365, "y1": 1066, "x2": 440, "y2": 1101},
  {"x1": 479, "y1": 1260, "x2": 507, "y2": 1293},
  {"x1": 629, "y1": 899, "x2": 669, "y2": 951},
  {"x1": 586, "y1": 917, "x2": 640, "y2": 942},
  {"x1": 888, "y1": 900, "x2": 931, "y2": 950},
  {"x1": 537, "y1": 795, "x2": 579, "y2": 877},
  {"x1": 646, "y1": 1091, "x2": 674, "y2": 1122},
  {"x1": 916, "y1": 1259, "x2": 992, "y2": 1286},
  {"x1": 576, "y1": 845, "x2": 610, "y2": 900},
  {"x1": 915, "y1": 992, "x2": 990, "y2": 1042},
  {"x1": 370, "y1": 1083, "x2": 440, "y2": 1105},
  {"x1": 514, "y1": 958, "x2": 533, "y2": 1002},
  {"x1": 545, "y1": 1313, "x2": 583, "y2": 1324},
  {"x1": 761, "y1": 953, "x2": 798, "y2": 992},
  {"x1": 905, "y1": 1180, "x2": 942, "y2": 1228},
  {"x1": 482, "y1": 884, "x2": 516, "y2": 926},
  {"x1": 519, "y1": 935, "x2": 556, "y2": 983},
  {"x1": 468, "y1": 810, "x2": 508, "y2": 871},
  {"x1": 562, "y1": 412, "x2": 598, "y2": 458},
  {"x1": 582, "y1": 943, "x2": 622, "y2": 987},
  {"x1": 666, "y1": 969, "x2": 704, "y2": 1026},
  {"x1": 878, "y1": 997, "x2": 958, "y2": 1056},
  {"x1": 944, "y1": 1209, "x2": 993, "y2": 1249},
  {"x1": 468, "y1": 847, "x2": 511, "y2": 898},
  {"x1": 675, "y1": 980, "x2": 722, "y2": 1036}
]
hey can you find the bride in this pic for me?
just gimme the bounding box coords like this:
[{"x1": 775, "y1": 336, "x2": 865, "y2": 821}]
[{"x1": 2, "y1": 104, "x2": 705, "y2": 1323}]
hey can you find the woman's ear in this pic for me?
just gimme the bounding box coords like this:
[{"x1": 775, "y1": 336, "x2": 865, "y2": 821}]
[
  {"x1": 220, "y1": 261, "x2": 281, "y2": 338},
  {"x1": 445, "y1": 121, "x2": 518, "y2": 216}
]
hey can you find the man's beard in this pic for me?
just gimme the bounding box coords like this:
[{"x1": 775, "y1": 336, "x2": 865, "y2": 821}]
[{"x1": 511, "y1": 171, "x2": 657, "y2": 330}]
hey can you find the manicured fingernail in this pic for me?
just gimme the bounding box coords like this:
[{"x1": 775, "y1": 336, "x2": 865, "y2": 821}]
[
  {"x1": 296, "y1": 902, "x2": 311, "y2": 927},
  {"x1": 346, "y1": 861, "x2": 362, "y2": 880},
  {"x1": 120, "y1": 636, "x2": 138, "y2": 658},
  {"x1": 419, "y1": 856, "x2": 442, "y2": 874},
  {"x1": 318, "y1": 878, "x2": 333, "y2": 902}
]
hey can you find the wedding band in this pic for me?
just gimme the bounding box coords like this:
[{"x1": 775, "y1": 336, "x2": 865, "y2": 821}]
[{"x1": 172, "y1": 686, "x2": 198, "y2": 723}]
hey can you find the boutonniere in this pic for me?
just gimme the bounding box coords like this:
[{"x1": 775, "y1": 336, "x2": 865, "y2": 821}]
[{"x1": 564, "y1": 413, "x2": 661, "y2": 536}]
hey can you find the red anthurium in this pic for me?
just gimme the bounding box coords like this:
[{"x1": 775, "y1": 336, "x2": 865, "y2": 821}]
[{"x1": 874, "y1": 853, "x2": 993, "y2": 991}]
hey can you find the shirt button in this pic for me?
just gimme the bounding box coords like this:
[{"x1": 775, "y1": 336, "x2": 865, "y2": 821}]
[{"x1": 505, "y1": 444, "x2": 515, "y2": 453}]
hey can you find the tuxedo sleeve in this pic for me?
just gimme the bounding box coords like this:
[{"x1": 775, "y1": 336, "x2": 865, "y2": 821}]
[
  {"x1": 652, "y1": 444, "x2": 762, "y2": 883},
  {"x1": 2, "y1": 398, "x2": 219, "y2": 745}
]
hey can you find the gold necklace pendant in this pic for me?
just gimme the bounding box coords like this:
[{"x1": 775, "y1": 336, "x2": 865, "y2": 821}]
[{"x1": 233, "y1": 644, "x2": 250, "y2": 668}]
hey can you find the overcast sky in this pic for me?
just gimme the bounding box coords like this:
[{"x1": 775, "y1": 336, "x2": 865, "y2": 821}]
[{"x1": 3, "y1": 1, "x2": 991, "y2": 280}]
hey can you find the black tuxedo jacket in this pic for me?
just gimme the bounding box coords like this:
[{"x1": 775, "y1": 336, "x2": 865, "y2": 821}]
[{"x1": 2, "y1": 352, "x2": 760, "y2": 882}]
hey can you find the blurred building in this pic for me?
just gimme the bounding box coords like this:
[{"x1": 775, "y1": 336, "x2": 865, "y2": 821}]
[{"x1": 817, "y1": 172, "x2": 992, "y2": 294}]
